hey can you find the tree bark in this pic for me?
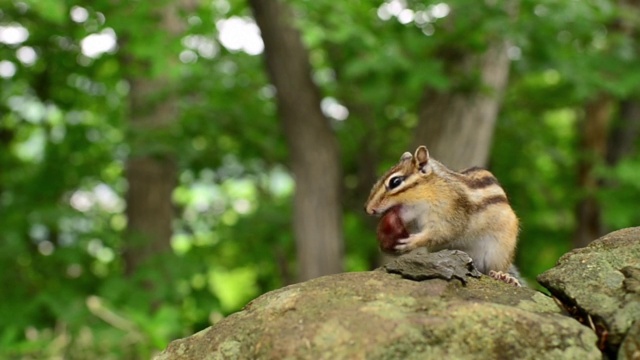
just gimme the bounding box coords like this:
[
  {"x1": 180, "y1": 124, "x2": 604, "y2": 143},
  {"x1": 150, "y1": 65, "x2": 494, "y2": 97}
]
[
  {"x1": 124, "y1": 157, "x2": 177, "y2": 274},
  {"x1": 250, "y1": 0, "x2": 343, "y2": 281},
  {"x1": 573, "y1": 94, "x2": 613, "y2": 248},
  {"x1": 412, "y1": 41, "x2": 511, "y2": 170},
  {"x1": 607, "y1": 100, "x2": 640, "y2": 165},
  {"x1": 607, "y1": 0, "x2": 640, "y2": 165},
  {"x1": 572, "y1": 1, "x2": 640, "y2": 248},
  {"x1": 121, "y1": 1, "x2": 192, "y2": 275}
]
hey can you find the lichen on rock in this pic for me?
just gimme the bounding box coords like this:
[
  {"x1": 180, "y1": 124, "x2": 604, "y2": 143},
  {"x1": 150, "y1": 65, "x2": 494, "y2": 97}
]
[
  {"x1": 537, "y1": 227, "x2": 640, "y2": 356},
  {"x1": 156, "y1": 248, "x2": 600, "y2": 360}
]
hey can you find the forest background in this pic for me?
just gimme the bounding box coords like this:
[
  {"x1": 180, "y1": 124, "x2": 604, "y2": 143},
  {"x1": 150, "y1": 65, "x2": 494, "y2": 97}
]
[{"x1": 1, "y1": 0, "x2": 640, "y2": 358}]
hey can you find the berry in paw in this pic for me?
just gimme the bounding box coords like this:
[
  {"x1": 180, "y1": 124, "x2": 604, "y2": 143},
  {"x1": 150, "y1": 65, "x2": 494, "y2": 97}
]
[{"x1": 376, "y1": 206, "x2": 409, "y2": 253}]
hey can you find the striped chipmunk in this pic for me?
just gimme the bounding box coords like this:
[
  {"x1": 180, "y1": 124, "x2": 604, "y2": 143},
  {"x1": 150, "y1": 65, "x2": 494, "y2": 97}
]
[{"x1": 365, "y1": 145, "x2": 522, "y2": 286}]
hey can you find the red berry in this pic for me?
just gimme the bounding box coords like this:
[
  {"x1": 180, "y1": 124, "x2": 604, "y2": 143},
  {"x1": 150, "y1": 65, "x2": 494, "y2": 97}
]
[{"x1": 376, "y1": 206, "x2": 409, "y2": 253}]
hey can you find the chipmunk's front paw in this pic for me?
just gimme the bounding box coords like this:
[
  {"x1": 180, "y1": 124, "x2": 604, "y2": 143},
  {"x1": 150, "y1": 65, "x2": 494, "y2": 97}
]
[
  {"x1": 489, "y1": 270, "x2": 521, "y2": 287},
  {"x1": 394, "y1": 235, "x2": 418, "y2": 253}
]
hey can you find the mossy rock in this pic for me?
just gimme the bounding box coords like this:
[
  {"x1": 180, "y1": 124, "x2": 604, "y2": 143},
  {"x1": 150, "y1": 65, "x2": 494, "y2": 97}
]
[
  {"x1": 156, "y1": 250, "x2": 599, "y2": 360},
  {"x1": 538, "y1": 227, "x2": 640, "y2": 357}
]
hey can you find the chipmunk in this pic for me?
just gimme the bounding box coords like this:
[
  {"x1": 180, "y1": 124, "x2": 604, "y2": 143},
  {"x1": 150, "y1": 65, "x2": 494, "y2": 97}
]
[{"x1": 365, "y1": 145, "x2": 521, "y2": 286}]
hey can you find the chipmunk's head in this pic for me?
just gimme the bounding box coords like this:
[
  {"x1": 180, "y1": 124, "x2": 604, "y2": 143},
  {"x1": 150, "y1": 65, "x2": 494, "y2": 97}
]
[{"x1": 364, "y1": 145, "x2": 433, "y2": 216}]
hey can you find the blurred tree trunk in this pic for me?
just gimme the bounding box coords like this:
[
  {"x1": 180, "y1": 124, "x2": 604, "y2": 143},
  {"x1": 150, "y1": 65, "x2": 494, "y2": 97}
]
[
  {"x1": 124, "y1": 157, "x2": 177, "y2": 275},
  {"x1": 573, "y1": 1, "x2": 640, "y2": 248},
  {"x1": 607, "y1": 100, "x2": 640, "y2": 164},
  {"x1": 412, "y1": 41, "x2": 511, "y2": 170},
  {"x1": 572, "y1": 99, "x2": 640, "y2": 250},
  {"x1": 250, "y1": 0, "x2": 344, "y2": 282},
  {"x1": 573, "y1": 95, "x2": 613, "y2": 248},
  {"x1": 120, "y1": 1, "x2": 192, "y2": 275},
  {"x1": 606, "y1": 0, "x2": 640, "y2": 166}
]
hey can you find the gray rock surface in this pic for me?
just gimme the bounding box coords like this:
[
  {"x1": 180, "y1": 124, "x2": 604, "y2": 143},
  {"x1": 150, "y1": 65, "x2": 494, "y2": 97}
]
[
  {"x1": 155, "y1": 250, "x2": 599, "y2": 360},
  {"x1": 538, "y1": 227, "x2": 640, "y2": 356},
  {"x1": 384, "y1": 249, "x2": 482, "y2": 283},
  {"x1": 619, "y1": 320, "x2": 640, "y2": 360}
]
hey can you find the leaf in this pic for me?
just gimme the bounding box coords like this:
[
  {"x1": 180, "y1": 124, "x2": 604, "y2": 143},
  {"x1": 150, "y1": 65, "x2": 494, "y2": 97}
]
[{"x1": 24, "y1": 0, "x2": 67, "y2": 25}]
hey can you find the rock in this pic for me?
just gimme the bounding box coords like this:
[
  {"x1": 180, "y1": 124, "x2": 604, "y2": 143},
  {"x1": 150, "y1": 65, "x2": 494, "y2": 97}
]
[
  {"x1": 537, "y1": 227, "x2": 640, "y2": 357},
  {"x1": 619, "y1": 320, "x2": 640, "y2": 360},
  {"x1": 156, "y1": 250, "x2": 599, "y2": 360},
  {"x1": 384, "y1": 248, "x2": 482, "y2": 284}
]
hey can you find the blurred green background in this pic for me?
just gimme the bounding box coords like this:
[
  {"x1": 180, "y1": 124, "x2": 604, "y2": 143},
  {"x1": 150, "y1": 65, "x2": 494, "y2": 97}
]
[{"x1": 1, "y1": 0, "x2": 640, "y2": 358}]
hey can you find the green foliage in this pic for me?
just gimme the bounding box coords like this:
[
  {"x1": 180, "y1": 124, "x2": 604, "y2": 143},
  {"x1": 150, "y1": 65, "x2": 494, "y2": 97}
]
[
  {"x1": 599, "y1": 156, "x2": 640, "y2": 228},
  {"x1": 1, "y1": 0, "x2": 640, "y2": 358},
  {"x1": 23, "y1": 0, "x2": 67, "y2": 24}
]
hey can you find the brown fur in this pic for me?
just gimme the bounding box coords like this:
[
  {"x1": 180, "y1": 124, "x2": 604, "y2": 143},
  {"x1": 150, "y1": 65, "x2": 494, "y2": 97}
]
[{"x1": 365, "y1": 146, "x2": 519, "y2": 274}]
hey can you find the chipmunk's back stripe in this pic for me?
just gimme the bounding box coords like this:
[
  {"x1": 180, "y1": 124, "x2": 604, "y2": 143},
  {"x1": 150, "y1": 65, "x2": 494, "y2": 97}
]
[
  {"x1": 460, "y1": 166, "x2": 484, "y2": 175},
  {"x1": 447, "y1": 166, "x2": 499, "y2": 190},
  {"x1": 475, "y1": 195, "x2": 508, "y2": 211},
  {"x1": 465, "y1": 176, "x2": 498, "y2": 189}
]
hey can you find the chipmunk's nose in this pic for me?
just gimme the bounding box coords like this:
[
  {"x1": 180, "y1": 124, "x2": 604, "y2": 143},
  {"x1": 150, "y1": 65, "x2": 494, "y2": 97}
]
[{"x1": 364, "y1": 206, "x2": 376, "y2": 215}]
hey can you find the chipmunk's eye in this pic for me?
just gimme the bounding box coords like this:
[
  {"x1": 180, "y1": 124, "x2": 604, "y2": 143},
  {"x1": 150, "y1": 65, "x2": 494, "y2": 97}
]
[{"x1": 388, "y1": 176, "x2": 405, "y2": 190}]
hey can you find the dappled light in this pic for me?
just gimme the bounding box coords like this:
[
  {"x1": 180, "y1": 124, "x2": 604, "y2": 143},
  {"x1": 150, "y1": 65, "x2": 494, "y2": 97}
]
[
  {"x1": 0, "y1": 60, "x2": 16, "y2": 78},
  {"x1": 321, "y1": 96, "x2": 349, "y2": 121},
  {"x1": 16, "y1": 45, "x2": 36, "y2": 65},
  {"x1": 69, "y1": 184, "x2": 123, "y2": 214},
  {"x1": 377, "y1": 0, "x2": 450, "y2": 29},
  {"x1": 80, "y1": 28, "x2": 117, "y2": 58},
  {"x1": 0, "y1": 23, "x2": 28, "y2": 44},
  {"x1": 182, "y1": 35, "x2": 219, "y2": 60},
  {"x1": 216, "y1": 16, "x2": 264, "y2": 55},
  {"x1": 70, "y1": 6, "x2": 89, "y2": 23}
]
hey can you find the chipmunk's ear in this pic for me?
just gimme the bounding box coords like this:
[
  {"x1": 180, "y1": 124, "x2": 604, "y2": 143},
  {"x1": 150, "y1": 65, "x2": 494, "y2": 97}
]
[
  {"x1": 399, "y1": 151, "x2": 412, "y2": 163},
  {"x1": 414, "y1": 146, "x2": 430, "y2": 173}
]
